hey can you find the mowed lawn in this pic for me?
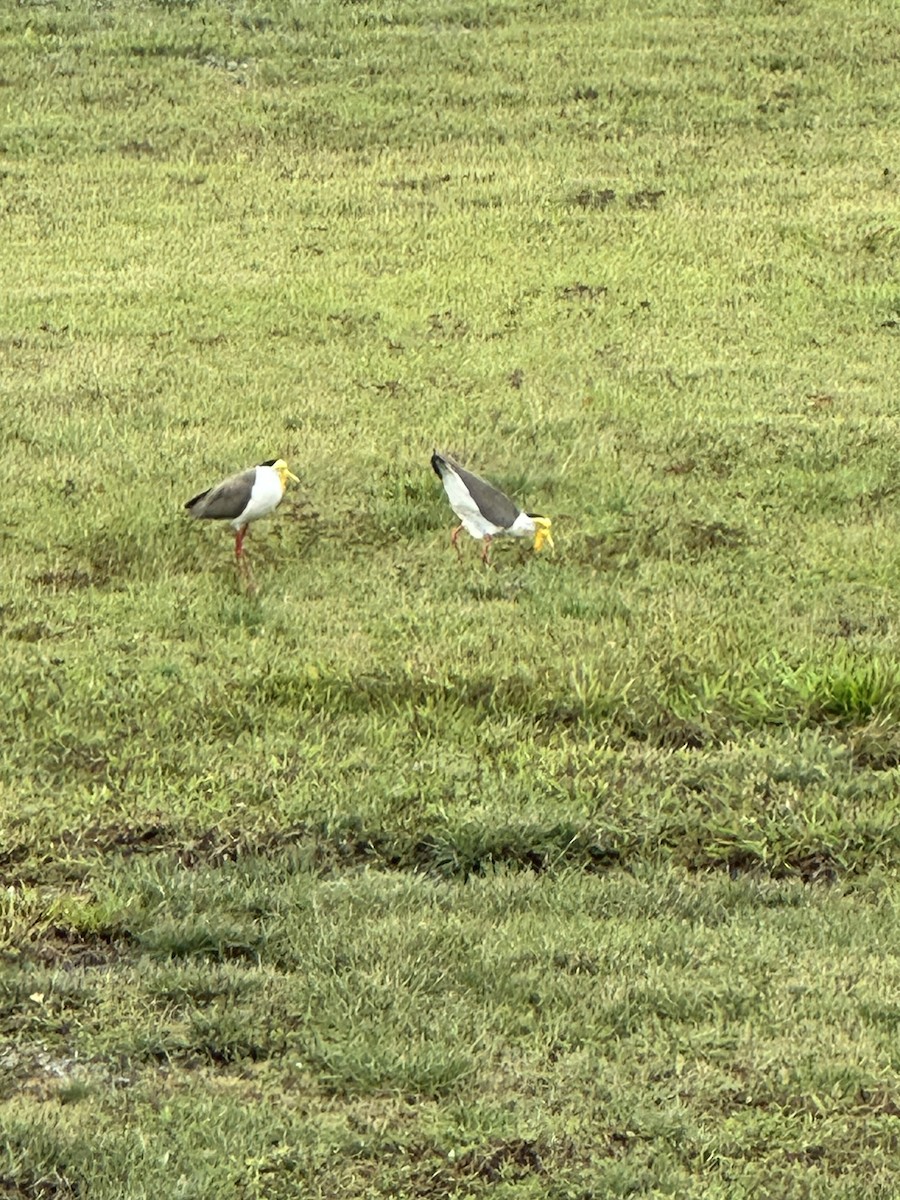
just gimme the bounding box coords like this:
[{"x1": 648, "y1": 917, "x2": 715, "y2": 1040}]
[{"x1": 2, "y1": 1, "x2": 900, "y2": 1196}]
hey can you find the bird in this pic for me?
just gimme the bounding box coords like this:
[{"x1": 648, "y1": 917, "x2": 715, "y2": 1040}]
[
  {"x1": 431, "y1": 451, "x2": 553, "y2": 565},
  {"x1": 184, "y1": 458, "x2": 299, "y2": 572}
]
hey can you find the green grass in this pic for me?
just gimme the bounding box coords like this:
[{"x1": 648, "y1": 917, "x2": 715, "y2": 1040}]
[
  {"x1": 5, "y1": 866, "x2": 900, "y2": 1198},
  {"x1": 2, "y1": 0, "x2": 900, "y2": 1194}
]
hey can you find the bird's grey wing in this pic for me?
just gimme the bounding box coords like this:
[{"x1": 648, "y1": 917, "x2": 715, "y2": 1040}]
[
  {"x1": 438, "y1": 463, "x2": 488, "y2": 527},
  {"x1": 185, "y1": 468, "x2": 255, "y2": 519},
  {"x1": 450, "y1": 461, "x2": 521, "y2": 529}
]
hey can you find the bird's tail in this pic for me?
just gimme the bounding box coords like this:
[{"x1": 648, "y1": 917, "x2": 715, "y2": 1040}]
[{"x1": 184, "y1": 489, "x2": 211, "y2": 514}]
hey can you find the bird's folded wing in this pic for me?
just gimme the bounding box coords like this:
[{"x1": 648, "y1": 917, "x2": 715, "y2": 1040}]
[
  {"x1": 449, "y1": 463, "x2": 520, "y2": 529},
  {"x1": 186, "y1": 469, "x2": 255, "y2": 519}
]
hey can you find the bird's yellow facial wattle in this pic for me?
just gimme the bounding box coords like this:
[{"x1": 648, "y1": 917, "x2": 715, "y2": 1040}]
[
  {"x1": 273, "y1": 459, "x2": 299, "y2": 487},
  {"x1": 533, "y1": 518, "x2": 553, "y2": 553}
]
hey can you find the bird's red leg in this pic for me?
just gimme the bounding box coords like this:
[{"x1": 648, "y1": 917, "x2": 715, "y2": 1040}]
[
  {"x1": 481, "y1": 534, "x2": 493, "y2": 566},
  {"x1": 234, "y1": 525, "x2": 258, "y2": 592},
  {"x1": 451, "y1": 524, "x2": 464, "y2": 560}
]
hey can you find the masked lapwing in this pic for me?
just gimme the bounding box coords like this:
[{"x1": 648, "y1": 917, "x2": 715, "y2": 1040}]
[
  {"x1": 185, "y1": 458, "x2": 299, "y2": 572},
  {"x1": 431, "y1": 451, "x2": 553, "y2": 565}
]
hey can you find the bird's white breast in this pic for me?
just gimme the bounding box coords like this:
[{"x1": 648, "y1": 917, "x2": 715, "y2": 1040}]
[{"x1": 235, "y1": 465, "x2": 284, "y2": 527}]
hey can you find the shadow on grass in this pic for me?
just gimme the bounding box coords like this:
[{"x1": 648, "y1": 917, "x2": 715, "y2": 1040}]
[
  {"x1": 250, "y1": 665, "x2": 630, "y2": 730},
  {"x1": 4, "y1": 811, "x2": 873, "y2": 889},
  {"x1": 1, "y1": 819, "x2": 618, "y2": 887}
]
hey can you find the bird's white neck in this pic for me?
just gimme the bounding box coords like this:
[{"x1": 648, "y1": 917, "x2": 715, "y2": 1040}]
[{"x1": 509, "y1": 512, "x2": 536, "y2": 537}]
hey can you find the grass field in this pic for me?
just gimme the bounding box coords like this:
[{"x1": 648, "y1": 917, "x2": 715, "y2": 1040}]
[{"x1": 2, "y1": 0, "x2": 900, "y2": 1195}]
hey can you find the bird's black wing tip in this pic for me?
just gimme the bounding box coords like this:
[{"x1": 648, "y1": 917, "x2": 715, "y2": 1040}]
[
  {"x1": 431, "y1": 450, "x2": 445, "y2": 477},
  {"x1": 184, "y1": 489, "x2": 209, "y2": 511}
]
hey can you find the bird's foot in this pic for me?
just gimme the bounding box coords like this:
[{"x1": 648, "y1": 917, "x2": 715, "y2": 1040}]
[{"x1": 236, "y1": 561, "x2": 258, "y2": 596}]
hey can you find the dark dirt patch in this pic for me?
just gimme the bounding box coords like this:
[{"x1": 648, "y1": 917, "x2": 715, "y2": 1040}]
[
  {"x1": 788, "y1": 852, "x2": 839, "y2": 883},
  {"x1": 400, "y1": 1136, "x2": 583, "y2": 1196},
  {"x1": 0, "y1": 843, "x2": 37, "y2": 886},
  {"x1": 384, "y1": 173, "x2": 451, "y2": 192},
  {"x1": 627, "y1": 189, "x2": 666, "y2": 208},
  {"x1": 0, "y1": 1172, "x2": 79, "y2": 1199},
  {"x1": 631, "y1": 713, "x2": 710, "y2": 751},
  {"x1": 328, "y1": 309, "x2": 382, "y2": 336},
  {"x1": 855, "y1": 482, "x2": 900, "y2": 508},
  {"x1": 9, "y1": 622, "x2": 60, "y2": 643},
  {"x1": 426, "y1": 310, "x2": 468, "y2": 339},
  {"x1": 556, "y1": 282, "x2": 609, "y2": 302},
  {"x1": 119, "y1": 139, "x2": 158, "y2": 157},
  {"x1": 846, "y1": 728, "x2": 900, "y2": 771},
  {"x1": 783, "y1": 1145, "x2": 827, "y2": 1165},
  {"x1": 0, "y1": 825, "x2": 179, "y2": 886},
  {"x1": 92, "y1": 824, "x2": 173, "y2": 856},
  {"x1": 807, "y1": 392, "x2": 835, "y2": 410},
  {"x1": 570, "y1": 187, "x2": 616, "y2": 209},
  {"x1": 358, "y1": 378, "x2": 402, "y2": 397},
  {"x1": 188, "y1": 332, "x2": 227, "y2": 347},
  {"x1": 833, "y1": 612, "x2": 889, "y2": 639},
  {"x1": 552, "y1": 950, "x2": 600, "y2": 976},
  {"x1": 413, "y1": 829, "x2": 617, "y2": 881},
  {"x1": 22, "y1": 925, "x2": 130, "y2": 969},
  {"x1": 600, "y1": 1128, "x2": 644, "y2": 1158},
  {"x1": 856, "y1": 1088, "x2": 900, "y2": 1119},
  {"x1": 5, "y1": 814, "x2": 874, "y2": 888},
  {"x1": 4, "y1": 820, "x2": 616, "y2": 885},
  {"x1": 30, "y1": 569, "x2": 93, "y2": 591},
  {"x1": 456, "y1": 1138, "x2": 546, "y2": 1183},
  {"x1": 656, "y1": 723, "x2": 709, "y2": 751},
  {"x1": 663, "y1": 459, "x2": 696, "y2": 476},
  {"x1": 692, "y1": 848, "x2": 840, "y2": 883},
  {"x1": 683, "y1": 520, "x2": 748, "y2": 555}
]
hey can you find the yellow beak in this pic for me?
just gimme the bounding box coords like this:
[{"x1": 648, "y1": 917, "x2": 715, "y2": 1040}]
[{"x1": 534, "y1": 527, "x2": 554, "y2": 553}]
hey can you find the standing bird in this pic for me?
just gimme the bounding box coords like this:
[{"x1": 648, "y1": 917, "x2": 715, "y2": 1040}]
[
  {"x1": 184, "y1": 458, "x2": 299, "y2": 572},
  {"x1": 431, "y1": 451, "x2": 553, "y2": 565}
]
